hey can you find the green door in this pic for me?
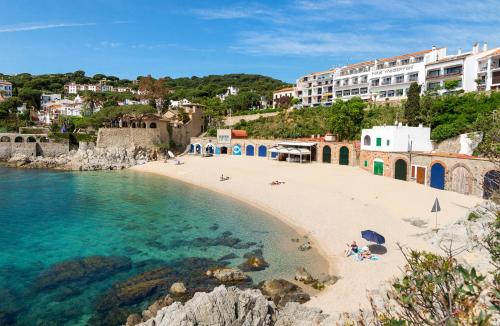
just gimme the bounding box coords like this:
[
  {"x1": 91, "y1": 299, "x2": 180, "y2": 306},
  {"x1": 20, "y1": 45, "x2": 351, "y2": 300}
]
[
  {"x1": 339, "y1": 146, "x2": 349, "y2": 165},
  {"x1": 374, "y1": 161, "x2": 384, "y2": 176},
  {"x1": 394, "y1": 159, "x2": 407, "y2": 180},
  {"x1": 322, "y1": 146, "x2": 331, "y2": 163}
]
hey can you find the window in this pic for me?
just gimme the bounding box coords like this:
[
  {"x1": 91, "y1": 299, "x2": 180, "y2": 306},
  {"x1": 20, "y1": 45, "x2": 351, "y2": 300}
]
[
  {"x1": 352, "y1": 77, "x2": 358, "y2": 85},
  {"x1": 361, "y1": 75, "x2": 368, "y2": 83},
  {"x1": 343, "y1": 89, "x2": 351, "y2": 96},
  {"x1": 428, "y1": 69, "x2": 440, "y2": 77},
  {"x1": 351, "y1": 88, "x2": 359, "y2": 95},
  {"x1": 376, "y1": 138, "x2": 382, "y2": 146},
  {"x1": 335, "y1": 80, "x2": 340, "y2": 86},
  {"x1": 388, "y1": 61, "x2": 396, "y2": 67},
  {"x1": 388, "y1": 90, "x2": 395, "y2": 97},
  {"x1": 444, "y1": 65, "x2": 462, "y2": 75},
  {"x1": 415, "y1": 56, "x2": 424, "y2": 62},
  {"x1": 343, "y1": 78, "x2": 349, "y2": 86},
  {"x1": 386, "y1": 140, "x2": 390, "y2": 146},
  {"x1": 396, "y1": 89, "x2": 404, "y2": 96},
  {"x1": 379, "y1": 91, "x2": 387, "y2": 98},
  {"x1": 428, "y1": 82, "x2": 440, "y2": 90},
  {"x1": 371, "y1": 79, "x2": 380, "y2": 86},
  {"x1": 408, "y1": 73, "x2": 418, "y2": 81},
  {"x1": 401, "y1": 59, "x2": 409, "y2": 65},
  {"x1": 360, "y1": 87, "x2": 368, "y2": 94},
  {"x1": 364, "y1": 135, "x2": 371, "y2": 145},
  {"x1": 336, "y1": 91, "x2": 342, "y2": 97},
  {"x1": 382, "y1": 77, "x2": 391, "y2": 85},
  {"x1": 377, "y1": 64, "x2": 384, "y2": 70},
  {"x1": 364, "y1": 160, "x2": 368, "y2": 167}
]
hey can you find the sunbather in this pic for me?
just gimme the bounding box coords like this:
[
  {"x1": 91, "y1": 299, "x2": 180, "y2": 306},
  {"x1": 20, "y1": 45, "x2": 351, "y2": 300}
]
[{"x1": 344, "y1": 241, "x2": 358, "y2": 256}]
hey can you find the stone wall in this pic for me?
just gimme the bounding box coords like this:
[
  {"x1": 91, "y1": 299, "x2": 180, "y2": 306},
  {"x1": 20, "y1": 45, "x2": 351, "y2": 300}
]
[
  {"x1": 96, "y1": 128, "x2": 162, "y2": 148},
  {"x1": 359, "y1": 150, "x2": 497, "y2": 197},
  {"x1": 0, "y1": 133, "x2": 69, "y2": 160},
  {"x1": 224, "y1": 112, "x2": 280, "y2": 127},
  {"x1": 317, "y1": 142, "x2": 359, "y2": 166}
]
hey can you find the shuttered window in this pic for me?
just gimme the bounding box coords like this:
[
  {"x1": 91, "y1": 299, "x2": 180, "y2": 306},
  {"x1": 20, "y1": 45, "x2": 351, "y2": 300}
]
[{"x1": 376, "y1": 138, "x2": 382, "y2": 146}]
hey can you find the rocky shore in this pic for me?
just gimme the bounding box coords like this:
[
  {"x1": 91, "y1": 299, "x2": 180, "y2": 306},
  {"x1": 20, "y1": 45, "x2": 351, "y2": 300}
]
[{"x1": 1, "y1": 143, "x2": 159, "y2": 171}]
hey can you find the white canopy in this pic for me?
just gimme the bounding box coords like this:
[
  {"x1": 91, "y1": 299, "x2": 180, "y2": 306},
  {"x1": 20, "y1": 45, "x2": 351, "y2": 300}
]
[{"x1": 277, "y1": 141, "x2": 317, "y2": 147}]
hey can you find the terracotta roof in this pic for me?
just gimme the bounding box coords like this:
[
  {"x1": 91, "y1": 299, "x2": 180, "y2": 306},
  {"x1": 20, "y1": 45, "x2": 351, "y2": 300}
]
[
  {"x1": 0, "y1": 80, "x2": 12, "y2": 85},
  {"x1": 274, "y1": 87, "x2": 295, "y2": 93},
  {"x1": 426, "y1": 53, "x2": 469, "y2": 65},
  {"x1": 479, "y1": 48, "x2": 500, "y2": 58},
  {"x1": 377, "y1": 49, "x2": 433, "y2": 63},
  {"x1": 341, "y1": 60, "x2": 375, "y2": 71},
  {"x1": 231, "y1": 130, "x2": 248, "y2": 138}
]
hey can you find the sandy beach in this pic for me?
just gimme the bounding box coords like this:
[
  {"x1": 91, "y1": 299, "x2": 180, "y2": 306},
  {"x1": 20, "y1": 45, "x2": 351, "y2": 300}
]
[{"x1": 131, "y1": 155, "x2": 481, "y2": 315}]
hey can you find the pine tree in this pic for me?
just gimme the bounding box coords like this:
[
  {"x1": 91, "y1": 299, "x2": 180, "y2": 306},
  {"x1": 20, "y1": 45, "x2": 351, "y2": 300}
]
[{"x1": 404, "y1": 82, "x2": 421, "y2": 126}]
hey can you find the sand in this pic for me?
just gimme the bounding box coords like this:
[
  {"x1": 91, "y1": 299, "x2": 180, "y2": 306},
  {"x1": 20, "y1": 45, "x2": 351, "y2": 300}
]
[{"x1": 131, "y1": 155, "x2": 481, "y2": 315}]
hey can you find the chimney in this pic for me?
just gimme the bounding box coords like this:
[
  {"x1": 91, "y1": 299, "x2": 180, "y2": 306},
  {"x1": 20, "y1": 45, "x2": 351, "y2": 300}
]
[
  {"x1": 458, "y1": 48, "x2": 462, "y2": 55},
  {"x1": 432, "y1": 45, "x2": 436, "y2": 51},
  {"x1": 472, "y1": 42, "x2": 479, "y2": 54},
  {"x1": 483, "y1": 42, "x2": 488, "y2": 52}
]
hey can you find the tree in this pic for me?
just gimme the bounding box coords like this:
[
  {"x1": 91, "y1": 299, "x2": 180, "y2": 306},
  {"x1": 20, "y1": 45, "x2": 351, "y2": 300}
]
[
  {"x1": 275, "y1": 95, "x2": 292, "y2": 109},
  {"x1": 82, "y1": 91, "x2": 103, "y2": 116},
  {"x1": 329, "y1": 98, "x2": 366, "y2": 140},
  {"x1": 138, "y1": 75, "x2": 169, "y2": 112},
  {"x1": 444, "y1": 80, "x2": 460, "y2": 93},
  {"x1": 404, "y1": 82, "x2": 421, "y2": 126}
]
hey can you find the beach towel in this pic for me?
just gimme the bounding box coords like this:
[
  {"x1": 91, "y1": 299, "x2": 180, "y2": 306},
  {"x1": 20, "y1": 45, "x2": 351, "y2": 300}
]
[{"x1": 350, "y1": 246, "x2": 379, "y2": 261}]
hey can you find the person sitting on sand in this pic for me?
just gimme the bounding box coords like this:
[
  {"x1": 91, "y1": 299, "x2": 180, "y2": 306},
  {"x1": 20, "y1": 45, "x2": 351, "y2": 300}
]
[
  {"x1": 345, "y1": 241, "x2": 358, "y2": 256},
  {"x1": 360, "y1": 249, "x2": 372, "y2": 260}
]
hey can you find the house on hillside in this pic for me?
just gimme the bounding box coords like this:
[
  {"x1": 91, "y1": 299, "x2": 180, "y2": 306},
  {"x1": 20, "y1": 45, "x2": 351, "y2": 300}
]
[{"x1": 217, "y1": 86, "x2": 238, "y2": 102}]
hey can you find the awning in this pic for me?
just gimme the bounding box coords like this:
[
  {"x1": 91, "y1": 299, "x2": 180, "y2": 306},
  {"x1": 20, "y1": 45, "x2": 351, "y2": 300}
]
[{"x1": 278, "y1": 141, "x2": 317, "y2": 147}]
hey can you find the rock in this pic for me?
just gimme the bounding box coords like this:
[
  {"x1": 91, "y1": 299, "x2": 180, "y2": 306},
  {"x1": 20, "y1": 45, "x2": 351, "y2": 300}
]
[
  {"x1": 298, "y1": 242, "x2": 312, "y2": 251},
  {"x1": 141, "y1": 295, "x2": 174, "y2": 320},
  {"x1": 275, "y1": 302, "x2": 330, "y2": 326},
  {"x1": 135, "y1": 285, "x2": 274, "y2": 326},
  {"x1": 169, "y1": 282, "x2": 187, "y2": 295},
  {"x1": 259, "y1": 279, "x2": 310, "y2": 308},
  {"x1": 218, "y1": 253, "x2": 238, "y2": 261},
  {"x1": 125, "y1": 313, "x2": 142, "y2": 326},
  {"x1": 34, "y1": 256, "x2": 132, "y2": 291},
  {"x1": 239, "y1": 249, "x2": 269, "y2": 272},
  {"x1": 210, "y1": 268, "x2": 249, "y2": 283},
  {"x1": 295, "y1": 267, "x2": 314, "y2": 283}
]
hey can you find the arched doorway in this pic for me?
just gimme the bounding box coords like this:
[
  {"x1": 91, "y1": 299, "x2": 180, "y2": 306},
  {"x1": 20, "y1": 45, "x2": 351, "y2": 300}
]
[
  {"x1": 232, "y1": 144, "x2": 242, "y2": 156},
  {"x1": 363, "y1": 135, "x2": 371, "y2": 146},
  {"x1": 189, "y1": 144, "x2": 194, "y2": 153},
  {"x1": 195, "y1": 144, "x2": 202, "y2": 154},
  {"x1": 246, "y1": 145, "x2": 254, "y2": 156},
  {"x1": 27, "y1": 136, "x2": 36, "y2": 143},
  {"x1": 373, "y1": 159, "x2": 384, "y2": 176},
  {"x1": 451, "y1": 166, "x2": 472, "y2": 195},
  {"x1": 394, "y1": 159, "x2": 407, "y2": 181},
  {"x1": 206, "y1": 144, "x2": 215, "y2": 154},
  {"x1": 430, "y1": 163, "x2": 445, "y2": 190},
  {"x1": 14, "y1": 136, "x2": 23, "y2": 143},
  {"x1": 483, "y1": 170, "x2": 500, "y2": 199},
  {"x1": 220, "y1": 146, "x2": 228, "y2": 155},
  {"x1": 0, "y1": 136, "x2": 11, "y2": 142},
  {"x1": 258, "y1": 145, "x2": 267, "y2": 157},
  {"x1": 149, "y1": 122, "x2": 157, "y2": 128},
  {"x1": 131, "y1": 122, "x2": 136, "y2": 128},
  {"x1": 322, "y1": 146, "x2": 331, "y2": 163},
  {"x1": 339, "y1": 146, "x2": 349, "y2": 165}
]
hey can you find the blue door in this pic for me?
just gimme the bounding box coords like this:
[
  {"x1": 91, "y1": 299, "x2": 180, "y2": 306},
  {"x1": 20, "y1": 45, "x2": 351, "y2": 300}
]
[
  {"x1": 189, "y1": 144, "x2": 194, "y2": 153},
  {"x1": 258, "y1": 145, "x2": 267, "y2": 157},
  {"x1": 430, "y1": 163, "x2": 445, "y2": 190},
  {"x1": 246, "y1": 145, "x2": 254, "y2": 156},
  {"x1": 215, "y1": 147, "x2": 220, "y2": 155}
]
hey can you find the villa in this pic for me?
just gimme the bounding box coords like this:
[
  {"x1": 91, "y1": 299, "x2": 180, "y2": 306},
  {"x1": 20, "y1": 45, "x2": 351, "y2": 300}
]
[{"x1": 0, "y1": 80, "x2": 13, "y2": 101}]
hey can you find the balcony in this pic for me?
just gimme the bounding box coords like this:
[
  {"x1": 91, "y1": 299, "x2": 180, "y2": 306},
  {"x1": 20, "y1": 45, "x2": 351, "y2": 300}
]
[{"x1": 381, "y1": 80, "x2": 391, "y2": 85}]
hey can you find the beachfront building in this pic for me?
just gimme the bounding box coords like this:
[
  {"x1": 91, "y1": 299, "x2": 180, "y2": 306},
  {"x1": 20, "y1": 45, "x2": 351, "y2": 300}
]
[
  {"x1": 272, "y1": 87, "x2": 297, "y2": 108},
  {"x1": 296, "y1": 70, "x2": 336, "y2": 107},
  {"x1": 333, "y1": 61, "x2": 372, "y2": 102},
  {"x1": 0, "y1": 80, "x2": 13, "y2": 100},
  {"x1": 476, "y1": 47, "x2": 500, "y2": 91},
  {"x1": 361, "y1": 124, "x2": 433, "y2": 153}
]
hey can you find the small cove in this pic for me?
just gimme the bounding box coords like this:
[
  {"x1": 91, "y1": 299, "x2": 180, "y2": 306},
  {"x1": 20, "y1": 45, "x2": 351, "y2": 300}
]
[{"x1": 0, "y1": 167, "x2": 328, "y2": 325}]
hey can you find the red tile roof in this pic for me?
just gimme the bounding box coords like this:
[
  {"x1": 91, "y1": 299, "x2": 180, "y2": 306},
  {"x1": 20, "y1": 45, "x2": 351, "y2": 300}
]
[{"x1": 231, "y1": 130, "x2": 248, "y2": 138}]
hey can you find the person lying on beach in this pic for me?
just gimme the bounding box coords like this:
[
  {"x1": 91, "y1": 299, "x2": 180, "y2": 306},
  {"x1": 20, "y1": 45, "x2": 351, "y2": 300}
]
[
  {"x1": 270, "y1": 180, "x2": 285, "y2": 185},
  {"x1": 360, "y1": 249, "x2": 372, "y2": 260},
  {"x1": 344, "y1": 241, "x2": 358, "y2": 256},
  {"x1": 220, "y1": 174, "x2": 230, "y2": 181}
]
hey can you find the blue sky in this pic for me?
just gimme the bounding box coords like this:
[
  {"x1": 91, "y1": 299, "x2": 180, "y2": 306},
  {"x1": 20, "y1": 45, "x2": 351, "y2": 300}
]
[{"x1": 1, "y1": 0, "x2": 499, "y2": 82}]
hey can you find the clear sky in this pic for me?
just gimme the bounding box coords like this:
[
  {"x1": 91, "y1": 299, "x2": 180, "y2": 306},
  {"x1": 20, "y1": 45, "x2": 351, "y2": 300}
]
[{"x1": 1, "y1": 0, "x2": 499, "y2": 82}]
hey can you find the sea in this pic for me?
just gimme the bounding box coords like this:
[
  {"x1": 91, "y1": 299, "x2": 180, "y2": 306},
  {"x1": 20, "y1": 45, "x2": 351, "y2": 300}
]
[{"x1": 0, "y1": 167, "x2": 328, "y2": 325}]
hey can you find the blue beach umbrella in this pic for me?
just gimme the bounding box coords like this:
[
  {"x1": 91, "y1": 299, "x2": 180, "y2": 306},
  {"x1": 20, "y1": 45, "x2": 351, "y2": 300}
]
[{"x1": 361, "y1": 230, "x2": 385, "y2": 245}]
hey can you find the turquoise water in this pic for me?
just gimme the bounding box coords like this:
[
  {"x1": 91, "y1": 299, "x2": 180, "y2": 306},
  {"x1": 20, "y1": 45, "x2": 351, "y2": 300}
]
[{"x1": 0, "y1": 167, "x2": 327, "y2": 325}]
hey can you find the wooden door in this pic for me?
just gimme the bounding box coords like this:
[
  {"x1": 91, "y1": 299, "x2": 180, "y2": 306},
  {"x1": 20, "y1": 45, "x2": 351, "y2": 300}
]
[
  {"x1": 374, "y1": 161, "x2": 384, "y2": 176},
  {"x1": 416, "y1": 167, "x2": 426, "y2": 184}
]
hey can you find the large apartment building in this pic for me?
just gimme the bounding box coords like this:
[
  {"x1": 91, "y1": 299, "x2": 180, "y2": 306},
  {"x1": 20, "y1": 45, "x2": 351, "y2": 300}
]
[
  {"x1": 64, "y1": 81, "x2": 134, "y2": 94},
  {"x1": 296, "y1": 42, "x2": 498, "y2": 107}
]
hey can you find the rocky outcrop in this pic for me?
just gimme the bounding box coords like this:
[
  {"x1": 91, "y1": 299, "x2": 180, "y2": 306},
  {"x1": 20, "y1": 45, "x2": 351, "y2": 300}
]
[
  {"x1": 4, "y1": 145, "x2": 159, "y2": 171},
  {"x1": 132, "y1": 285, "x2": 343, "y2": 326},
  {"x1": 239, "y1": 249, "x2": 270, "y2": 272},
  {"x1": 207, "y1": 268, "x2": 249, "y2": 283},
  {"x1": 259, "y1": 279, "x2": 310, "y2": 308},
  {"x1": 294, "y1": 267, "x2": 313, "y2": 283},
  {"x1": 169, "y1": 282, "x2": 187, "y2": 295}
]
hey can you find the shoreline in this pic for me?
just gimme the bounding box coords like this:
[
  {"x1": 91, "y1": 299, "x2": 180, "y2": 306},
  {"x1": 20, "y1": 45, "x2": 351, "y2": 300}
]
[{"x1": 127, "y1": 157, "x2": 481, "y2": 314}]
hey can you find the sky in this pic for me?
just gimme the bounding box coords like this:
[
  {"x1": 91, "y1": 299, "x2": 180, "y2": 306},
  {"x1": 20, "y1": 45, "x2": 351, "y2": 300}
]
[{"x1": 1, "y1": 0, "x2": 499, "y2": 82}]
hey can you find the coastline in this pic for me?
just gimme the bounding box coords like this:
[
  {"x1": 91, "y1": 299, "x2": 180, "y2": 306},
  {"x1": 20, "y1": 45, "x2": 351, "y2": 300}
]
[{"x1": 130, "y1": 156, "x2": 481, "y2": 315}]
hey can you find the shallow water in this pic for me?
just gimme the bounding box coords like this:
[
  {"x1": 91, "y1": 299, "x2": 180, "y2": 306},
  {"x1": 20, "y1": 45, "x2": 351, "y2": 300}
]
[{"x1": 0, "y1": 167, "x2": 328, "y2": 325}]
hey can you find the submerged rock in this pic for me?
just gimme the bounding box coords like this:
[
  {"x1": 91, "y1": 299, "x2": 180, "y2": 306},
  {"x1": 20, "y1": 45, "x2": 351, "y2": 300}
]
[
  {"x1": 239, "y1": 249, "x2": 269, "y2": 272},
  {"x1": 34, "y1": 256, "x2": 132, "y2": 291},
  {"x1": 141, "y1": 295, "x2": 174, "y2": 321},
  {"x1": 125, "y1": 313, "x2": 142, "y2": 326},
  {"x1": 259, "y1": 279, "x2": 310, "y2": 308},
  {"x1": 209, "y1": 268, "x2": 249, "y2": 283}
]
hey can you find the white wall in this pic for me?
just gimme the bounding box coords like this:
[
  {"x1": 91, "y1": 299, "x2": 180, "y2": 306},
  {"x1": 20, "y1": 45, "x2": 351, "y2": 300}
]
[{"x1": 361, "y1": 125, "x2": 432, "y2": 152}]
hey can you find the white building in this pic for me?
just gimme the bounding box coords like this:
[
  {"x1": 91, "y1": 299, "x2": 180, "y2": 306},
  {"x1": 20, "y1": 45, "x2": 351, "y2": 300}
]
[
  {"x1": 361, "y1": 124, "x2": 433, "y2": 152},
  {"x1": 217, "y1": 86, "x2": 239, "y2": 101},
  {"x1": 0, "y1": 80, "x2": 13, "y2": 99},
  {"x1": 37, "y1": 95, "x2": 86, "y2": 124},
  {"x1": 41, "y1": 94, "x2": 62, "y2": 106},
  {"x1": 476, "y1": 47, "x2": 500, "y2": 91},
  {"x1": 272, "y1": 87, "x2": 297, "y2": 108},
  {"x1": 170, "y1": 98, "x2": 192, "y2": 108}
]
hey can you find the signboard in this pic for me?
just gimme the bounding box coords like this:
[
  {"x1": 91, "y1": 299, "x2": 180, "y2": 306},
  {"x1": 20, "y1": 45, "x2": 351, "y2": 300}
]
[
  {"x1": 217, "y1": 129, "x2": 231, "y2": 145},
  {"x1": 371, "y1": 65, "x2": 416, "y2": 76}
]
